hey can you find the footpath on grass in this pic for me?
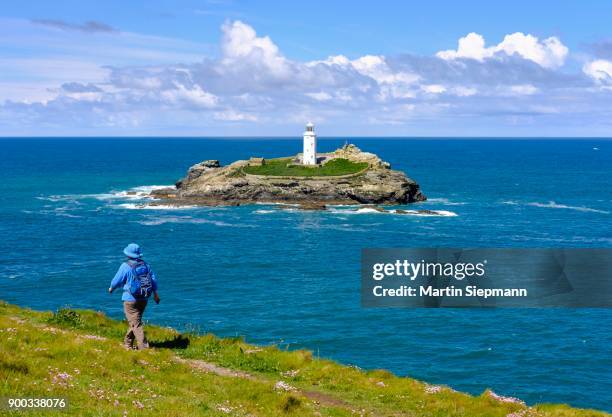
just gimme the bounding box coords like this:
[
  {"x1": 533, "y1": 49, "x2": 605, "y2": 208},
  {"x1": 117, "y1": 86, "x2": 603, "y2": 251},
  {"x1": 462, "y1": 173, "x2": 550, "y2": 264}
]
[{"x1": 1, "y1": 301, "x2": 609, "y2": 417}]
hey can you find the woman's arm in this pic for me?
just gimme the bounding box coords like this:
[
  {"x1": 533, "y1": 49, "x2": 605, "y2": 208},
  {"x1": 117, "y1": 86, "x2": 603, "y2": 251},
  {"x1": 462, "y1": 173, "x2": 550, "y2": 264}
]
[{"x1": 109, "y1": 263, "x2": 129, "y2": 293}]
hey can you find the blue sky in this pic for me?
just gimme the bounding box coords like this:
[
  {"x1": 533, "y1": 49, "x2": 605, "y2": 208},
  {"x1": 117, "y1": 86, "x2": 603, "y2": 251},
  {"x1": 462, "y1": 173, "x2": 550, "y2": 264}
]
[{"x1": 2, "y1": 1, "x2": 612, "y2": 136}]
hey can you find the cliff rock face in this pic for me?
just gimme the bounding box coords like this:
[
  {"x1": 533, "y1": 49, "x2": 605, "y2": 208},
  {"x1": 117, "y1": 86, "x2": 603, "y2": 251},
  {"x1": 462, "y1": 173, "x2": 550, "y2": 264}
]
[{"x1": 151, "y1": 145, "x2": 426, "y2": 207}]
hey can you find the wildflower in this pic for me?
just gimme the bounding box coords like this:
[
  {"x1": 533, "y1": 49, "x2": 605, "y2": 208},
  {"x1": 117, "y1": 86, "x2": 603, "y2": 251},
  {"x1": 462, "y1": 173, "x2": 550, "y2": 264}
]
[
  {"x1": 216, "y1": 402, "x2": 233, "y2": 413},
  {"x1": 424, "y1": 384, "x2": 442, "y2": 394},
  {"x1": 81, "y1": 334, "x2": 106, "y2": 341},
  {"x1": 280, "y1": 369, "x2": 299, "y2": 378},
  {"x1": 274, "y1": 381, "x2": 296, "y2": 392},
  {"x1": 49, "y1": 369, "x2": 73, "y2": 388},
  {"x1": 132, "y1": 400, "x2": 144, "y2": 409}
]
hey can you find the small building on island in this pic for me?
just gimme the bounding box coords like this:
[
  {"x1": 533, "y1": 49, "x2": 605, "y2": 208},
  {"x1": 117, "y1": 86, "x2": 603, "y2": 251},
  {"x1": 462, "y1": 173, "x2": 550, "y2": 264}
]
[
  {"x1": 248, "y1": 157, "x2": 265, "y2": 166},
  {"x1": 302, "y1": 122, "x2": 317, "y2": 165}
]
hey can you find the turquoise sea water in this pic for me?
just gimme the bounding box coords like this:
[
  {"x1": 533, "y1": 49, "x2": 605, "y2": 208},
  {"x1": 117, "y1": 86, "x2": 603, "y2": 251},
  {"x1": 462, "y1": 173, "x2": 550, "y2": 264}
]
[{"x1": 0, "y1": 138, "x2": 611, "y2": 411}]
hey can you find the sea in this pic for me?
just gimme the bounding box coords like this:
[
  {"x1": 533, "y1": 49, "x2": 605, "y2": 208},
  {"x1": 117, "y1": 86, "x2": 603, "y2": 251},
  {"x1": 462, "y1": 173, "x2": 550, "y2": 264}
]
[{"x1": 0, "y1": 138, "x2": 610, "y2": 411}]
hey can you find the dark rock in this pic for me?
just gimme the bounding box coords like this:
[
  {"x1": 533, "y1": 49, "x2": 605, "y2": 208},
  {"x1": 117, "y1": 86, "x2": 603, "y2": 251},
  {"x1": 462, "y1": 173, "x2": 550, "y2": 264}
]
[
  {"x1": 297, "y1": 201, "x2": 327, "y2": 210},
  {"x1": 180, "y1": 160, "x2": 222, "y2": 185}
]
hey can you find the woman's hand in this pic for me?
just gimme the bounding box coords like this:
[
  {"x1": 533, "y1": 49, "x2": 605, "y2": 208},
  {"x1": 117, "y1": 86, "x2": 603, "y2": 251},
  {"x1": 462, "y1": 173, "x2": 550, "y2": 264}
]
[{"x1": 154, "y1": 292, "x2": 160, "y2": 304}]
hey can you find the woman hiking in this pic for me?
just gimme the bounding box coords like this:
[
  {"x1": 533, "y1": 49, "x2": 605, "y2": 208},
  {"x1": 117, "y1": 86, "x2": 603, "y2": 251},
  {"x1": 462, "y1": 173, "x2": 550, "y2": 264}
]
[{"x1": 109, "y1": 243, "x2": 160, "y2": 350}]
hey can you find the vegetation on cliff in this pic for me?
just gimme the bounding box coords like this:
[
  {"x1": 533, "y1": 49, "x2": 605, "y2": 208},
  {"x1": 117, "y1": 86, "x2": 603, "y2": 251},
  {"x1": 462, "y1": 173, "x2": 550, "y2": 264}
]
[
  {"x1": 243, "y1": 158, "x2": 368, "y2": 177},
  {"x1": 1, "y1": 301, "x2": 606, "y2": 417}
]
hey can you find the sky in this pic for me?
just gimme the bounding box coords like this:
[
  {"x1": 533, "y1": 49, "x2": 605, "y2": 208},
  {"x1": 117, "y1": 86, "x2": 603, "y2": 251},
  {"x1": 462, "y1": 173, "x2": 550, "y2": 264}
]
[{"x1": 2, "y1": 1, "x2": 612, "y2": 136}]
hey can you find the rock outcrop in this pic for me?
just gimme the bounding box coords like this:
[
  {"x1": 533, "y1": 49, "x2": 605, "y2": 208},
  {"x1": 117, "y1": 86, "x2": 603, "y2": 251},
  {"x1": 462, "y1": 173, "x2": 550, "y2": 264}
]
[{"x1": 150, "y1": 144, "x2": 426, "y2": 207}]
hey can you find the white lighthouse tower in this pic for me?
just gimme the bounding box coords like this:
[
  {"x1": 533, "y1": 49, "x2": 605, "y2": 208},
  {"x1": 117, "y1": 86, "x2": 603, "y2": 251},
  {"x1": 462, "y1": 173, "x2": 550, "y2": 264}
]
[{"x1": 302, "y1": 122, "x2": 317, "y2": 165}]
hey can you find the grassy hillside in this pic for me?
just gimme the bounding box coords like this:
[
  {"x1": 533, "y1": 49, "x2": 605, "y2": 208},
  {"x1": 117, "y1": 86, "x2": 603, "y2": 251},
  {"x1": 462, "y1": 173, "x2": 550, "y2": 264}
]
[
  {"x1": 0, "y1": 301, "x2": 608, "y2": 417},
  {"x1": 243, "y1": 158, "x2": 368, "y2": 177}
]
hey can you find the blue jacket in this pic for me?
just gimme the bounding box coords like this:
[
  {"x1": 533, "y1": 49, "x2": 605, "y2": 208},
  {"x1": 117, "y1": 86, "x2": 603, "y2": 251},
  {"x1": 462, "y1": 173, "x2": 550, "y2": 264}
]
[{"x1": 110, "y1": 259, "x2": 158, "y2": 302}]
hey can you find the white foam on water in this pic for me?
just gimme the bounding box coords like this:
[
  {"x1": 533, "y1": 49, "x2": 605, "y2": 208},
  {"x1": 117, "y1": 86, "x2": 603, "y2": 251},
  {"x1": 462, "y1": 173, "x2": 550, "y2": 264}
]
[
  {"x1": 54, "y1": 212, "x2": 82, "y2": 218},
  {"x1": 389, "y1": 209, "x2": 458, "y2": 217},
  {"x1": 426, "y1": 198, "x2": 467, "y2": 206},
  {"x1": 326, "y1": 207, "x2": 378, "y2": 215},
  {"x1": 328, "y1": 207, "x2": 458, "y2": 217},
  {"x1": 501, "y1": 200, "x2": 608, "y2": 214},
  {"x1": 93, "y1": 185, "x2": 175, "y2": 201},
  {"x1": 254, "y1": 202, "x2": 299, "y2": 207},
  {"x1": 36, "y1": 195, "x2": 70, "y2": 202},
  {"x1": 113, "y1": 203, "x2": 196, "y2": 210},
  {"x1": 254, "y1": 209, "x2": 276, "y2": 214},
  {"x1": 355, "y1": 208, "x2": 386, "y2": 214},
  {"x1": 526, "y1": 201, "x2": 609, "y2": 214},
  {"x1": 136, "y1": 216, "x2": 253, "y2": 227},
  {"x1": 37, "y1": 185, "x2": 176, "y2": 204}
]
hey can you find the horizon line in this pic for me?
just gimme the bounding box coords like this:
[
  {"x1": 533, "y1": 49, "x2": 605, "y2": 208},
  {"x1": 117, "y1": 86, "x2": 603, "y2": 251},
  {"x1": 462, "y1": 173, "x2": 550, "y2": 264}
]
[{"x1": 1, "y1": 135, "x2": 612, "y2": 140}]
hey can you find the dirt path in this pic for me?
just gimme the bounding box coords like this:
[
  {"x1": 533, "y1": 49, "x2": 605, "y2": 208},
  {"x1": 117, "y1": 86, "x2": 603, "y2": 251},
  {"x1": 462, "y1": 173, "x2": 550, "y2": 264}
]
[{"x1": 174, "y1": 357, "x2": 359, "y2": 412}]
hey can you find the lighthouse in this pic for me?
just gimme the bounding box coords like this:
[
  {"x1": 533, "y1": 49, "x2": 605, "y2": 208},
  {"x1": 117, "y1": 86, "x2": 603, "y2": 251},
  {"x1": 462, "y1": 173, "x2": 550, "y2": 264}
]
[{"x1": 302, "y1": 122, "x2": 317, "y2": 165}]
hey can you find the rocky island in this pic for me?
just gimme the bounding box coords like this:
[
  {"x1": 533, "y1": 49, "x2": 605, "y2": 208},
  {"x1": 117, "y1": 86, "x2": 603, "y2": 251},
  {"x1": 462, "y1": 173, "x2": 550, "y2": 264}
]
[{"x1": 150, "y1": 143, "x2": 426, "y2": 209}]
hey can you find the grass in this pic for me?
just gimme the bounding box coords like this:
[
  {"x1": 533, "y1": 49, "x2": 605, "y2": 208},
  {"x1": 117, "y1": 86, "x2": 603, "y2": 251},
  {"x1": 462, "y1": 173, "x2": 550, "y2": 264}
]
[
  {"x1": 0, "y1": 301, "x2": 609, "y2": 417},
  {"x1": 243, "y1": 158, "x2": 368, "y2": 177}
]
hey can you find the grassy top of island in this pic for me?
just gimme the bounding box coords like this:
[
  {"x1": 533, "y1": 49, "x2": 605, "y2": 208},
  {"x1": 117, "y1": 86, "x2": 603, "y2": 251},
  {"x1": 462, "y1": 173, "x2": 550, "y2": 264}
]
[
  {"x1": 243, "y1": 158, "x2": 368, "y2": 177},
  {"x1": 1, "y1": 301, "x2": 608, "y2": 417}
]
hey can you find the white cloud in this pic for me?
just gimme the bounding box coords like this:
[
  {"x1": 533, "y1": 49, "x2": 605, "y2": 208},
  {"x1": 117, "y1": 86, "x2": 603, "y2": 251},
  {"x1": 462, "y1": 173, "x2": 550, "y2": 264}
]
[
  {"x1": 220, "y1": 20, "x2": 290, "y2": 78},
  {"x1": 159, "y1": 83, "x2": 218, "y2": 108},
  {"x1": 583, "y1": 59, "x2": 612, "y2": 84},
  {"x1": 309, "y1": 55, "x2": 351, "y2": 66},
  {"x1": 305, "y1": 92, "x2": 333, "y2": 101},
  {"x1": 351, "y1": 55, "x2": 418, "y2": 85},
  {"x1": 421, "y1": 84, "x2": 447, "y2": 94},
  {"x1": 213, "y1": 110, "x2": 257, "y2": 121},
  {"x1": 3, "y1": 19, "x2": 610, "y2": 136},
  {"x1": 63, "y1": 91, "x2": 104, "y2": 102},
  {"x1": 498, "y1": 33, "x2": 568, "y2": 69},
  {"x1": 509, "y1": 84, "x2": 539, "y2": 95},
  {"x1": 437, "y1": 32, "x2": 568, "y2": 69},
  {"x1": 452, "y1": 86, "x2": 478, "y2": 97},
  {"x1": 348, "y1": 55, "x2": 419, "y2": 100},
  {"x1": 436, "y1": 32, "x2": 490, "y2": 61}
]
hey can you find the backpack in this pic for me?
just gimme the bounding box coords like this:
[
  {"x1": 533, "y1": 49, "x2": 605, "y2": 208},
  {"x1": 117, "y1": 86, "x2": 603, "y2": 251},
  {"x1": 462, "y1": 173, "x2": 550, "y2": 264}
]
[{"x1": 127, "y1": 260, "x2": 153, "y2": 299}]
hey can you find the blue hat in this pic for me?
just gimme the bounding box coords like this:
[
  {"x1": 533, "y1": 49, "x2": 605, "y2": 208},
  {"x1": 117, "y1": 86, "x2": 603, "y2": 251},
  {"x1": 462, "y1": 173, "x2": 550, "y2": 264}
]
[{"x1": 123, "y1": 243, "x2": 143, "y2": 259}]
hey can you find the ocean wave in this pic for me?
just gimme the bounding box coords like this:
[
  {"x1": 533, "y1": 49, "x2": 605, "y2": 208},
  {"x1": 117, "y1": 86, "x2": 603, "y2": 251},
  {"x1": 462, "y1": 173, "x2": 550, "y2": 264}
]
[
  {"x1": 389, "y1": 209, "x2": 458, "y2": 217},
  {"x1": 136, "y1": 216, "x2": 254, "y2": 227},
  {"x1": 502, "y1": 200, "x2": 609, "y2": 214},
  {"x1": 254, "y1": 209, "x2": 276, "y2": 214},
  {"x1": 36, "y1": 195, "x2": 71, "y2": 202},
  {"x1": 54, "y1": 212, "x2": 82, "y2": 218},
  {"x1": 328, "y1": 207, "x2": 458, "y2": 217},
  {"x1": 92, "y1": 185, "x2": 175, "y2": 201},
  {"x1": 36, "y1": 185, "x2": 175, "y2": 204},
  {"x1": 354, "y1": 208, "x2": 384, "y2": 214},
  {"x1": 526, "y1": 201, "x2": 609, "y2": 214},
  {"x1": 426, "y1": 198, "x2": 467, "y2": 206},
  {"x1": 113, "y1": 203, "x2": 195, "y2": 210},
  {"x1": 254, "y1": 202, "x2": 299, "y2": 207}
]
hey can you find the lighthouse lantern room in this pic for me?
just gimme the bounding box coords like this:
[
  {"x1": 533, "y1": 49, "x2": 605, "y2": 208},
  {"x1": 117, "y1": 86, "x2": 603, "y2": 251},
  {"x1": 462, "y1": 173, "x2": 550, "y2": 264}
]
[{"x1": 302, "y1": 122, "x2": 317, "y2": 165}]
